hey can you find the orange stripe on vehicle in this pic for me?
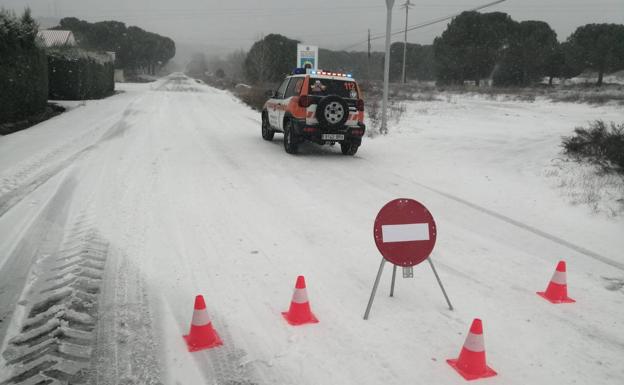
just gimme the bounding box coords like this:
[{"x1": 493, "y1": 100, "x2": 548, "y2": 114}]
[{"x1": 290, "y1": 98, "x2": 307, "y2": 118}]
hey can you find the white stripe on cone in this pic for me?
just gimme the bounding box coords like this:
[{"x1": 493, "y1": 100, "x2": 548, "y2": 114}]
[
  {"x1": 463, "y1": 332, "x2": 485, "y2": 352},
  {"x1": 191, "y1": 309, "x2": 211, "y2": 326},
  {"x1": 381, "y1": 223, "x2": 430, "y2": 243},
  {"x1": 291, "y1": 288, "x2": 309, "y2": 304},
  {"x1": 550, "y1": 270, "x2": 567, "y2": 285}
]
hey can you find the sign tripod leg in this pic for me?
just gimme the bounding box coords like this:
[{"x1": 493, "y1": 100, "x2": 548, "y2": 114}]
[
  {"x1": 427, "y1": 257, "x2": 453, "y2": 310},
  {"x1": 389, "y1": 264, "x2": 397, "y2": 297},
  {"x1": 363, "y1": 258, "x2": 386, "y2": 320}
]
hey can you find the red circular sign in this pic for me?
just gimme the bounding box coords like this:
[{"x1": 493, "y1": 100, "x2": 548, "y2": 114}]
[{"x1": 373, "y1": 198, "x2": 437, "y2": 267}]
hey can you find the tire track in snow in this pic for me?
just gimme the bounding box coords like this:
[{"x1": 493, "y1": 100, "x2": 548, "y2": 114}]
[
  {"x1": 0, "y1": 101, "x2": 141, "y2": 220},
  {"x1": 0, "y1": 174, "x2": 77, "y2": 350},
  {"x1": 415, "y1": 179, "x2": 624, "y2": 271},
  {"x1": 0, "y1": 148, "x2": 92, "y2": 219},
  {"x1": 189, "y1": 317, "x2": 260, "y2": 385},
  {"x1": 93, "y1": 253, "x2": 164, "y2": 385},
  {"x1": 0, "y1": 213, "x2": 108, "y2": 385}
]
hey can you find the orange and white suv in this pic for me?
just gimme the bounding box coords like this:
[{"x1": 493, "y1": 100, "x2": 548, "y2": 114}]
[{"x1": 261, "y1": 70, "x2": 365, "y2": 155}]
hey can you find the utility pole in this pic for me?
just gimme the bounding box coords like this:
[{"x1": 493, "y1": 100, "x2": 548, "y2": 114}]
[
  {"x1": 367, "y1": 29, "x2": 371, "y2": 59},
  {"x1": 401, "y1": 0, "x2": 413, "y2": 84},
  {"x1": 367, "y1": 29, "x2": 371, "y2": 80},
  {"x1": 381, "y1": 0, "x2": 395, "y2": 135},
  {"x1": 259, "y1": 33, "x2": 265, "y2": 86}
]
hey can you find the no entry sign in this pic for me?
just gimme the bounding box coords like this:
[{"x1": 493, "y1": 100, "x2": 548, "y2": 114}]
[
  {"x1": 364, "y1": 198, "x2": 452, "y2": 319},
  {"x1": 373, "y1": 198, "x2": 437, "y2": 267}
]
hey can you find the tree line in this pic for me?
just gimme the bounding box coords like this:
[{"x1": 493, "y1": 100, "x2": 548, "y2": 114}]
[
  {"x1": 53, "y1": 17, "x2": 176, "y2": 75},
  {"x1": 434, "y1": 11, "x2": 624, "y2": 86},
  {"x1": 199, "y1": 11, "x2": 624, "y2": 87}
]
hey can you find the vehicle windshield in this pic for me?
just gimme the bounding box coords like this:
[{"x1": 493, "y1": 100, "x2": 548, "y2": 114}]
[{"x1": 308, "y1": 78, "x2": 358, "y2": 99}]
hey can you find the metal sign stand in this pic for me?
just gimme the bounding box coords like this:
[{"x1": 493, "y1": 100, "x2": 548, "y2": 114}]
[
  {"x1": 389, "y1": 264, "x2": 397, "y2": 297},
  {"x1": 364, "y1": 258, "x2": 386, "y2": 320},
  {"x1": 363, "y1": 257, "x2": 453, "y2": 320},
  {"x1": 427, "y1": 257, "x2": 454, "y2": 311}
]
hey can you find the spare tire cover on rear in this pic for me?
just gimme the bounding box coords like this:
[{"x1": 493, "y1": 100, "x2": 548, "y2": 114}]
[{"x1": 316, "y1": 95, "x2": 349, "y2": 128}]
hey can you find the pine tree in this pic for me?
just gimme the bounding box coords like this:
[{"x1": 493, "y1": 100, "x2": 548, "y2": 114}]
[{"x1": 567, "y1": 24, "x2": 624, "y2": 86}]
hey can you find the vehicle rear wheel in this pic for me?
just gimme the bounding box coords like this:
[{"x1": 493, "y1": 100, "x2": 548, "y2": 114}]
[
  {"x1": 283, "y1": 121, "x2": 299, "y2": 154},
  {"x1": 261, "y1": 112, "x2": 274, "y2": 141},
  {"x1": 341, "y1": 142, "x2": 359, "y2": 156}
]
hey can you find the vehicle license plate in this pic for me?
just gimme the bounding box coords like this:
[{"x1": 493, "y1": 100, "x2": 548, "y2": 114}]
[{"x1": 322, "y1": 134, "x2": 344, "y2": 140}]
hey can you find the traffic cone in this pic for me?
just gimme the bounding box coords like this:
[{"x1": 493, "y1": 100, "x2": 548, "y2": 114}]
[
  {"x1": 537, "y1": 260, "x2": 575, "y2": 303},
  {"x1": 447, "y1": 319, "x2": 497, "y2": 381},
  {"x1": 282, "y1": 275, "x2": 318, "y2": 326},
  {"x1": 183, "y1": 295, "x2": 222, "y2": 352}
]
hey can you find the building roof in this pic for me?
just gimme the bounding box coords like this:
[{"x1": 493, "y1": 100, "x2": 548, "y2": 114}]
[{"x1": 37, "y1": 30, "x2": 77, "y2": 47}]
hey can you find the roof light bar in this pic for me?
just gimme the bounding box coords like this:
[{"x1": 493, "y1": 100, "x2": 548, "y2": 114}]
[{"x1": 312, "y1": 70, "x2": 353, "y2": 78}]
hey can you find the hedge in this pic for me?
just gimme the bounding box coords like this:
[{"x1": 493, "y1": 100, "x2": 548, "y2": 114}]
[
  {"x1": 48, "y1": 48, "x2": 114, "y2": 100},
  {"x1": 0, "y1": 47, "x2": 49, "y2": 123}
]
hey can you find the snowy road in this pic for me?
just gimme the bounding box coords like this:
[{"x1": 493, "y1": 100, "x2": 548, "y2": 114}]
[{"x1": 0, "y1": 74, "x2": 623, "y2": 385}]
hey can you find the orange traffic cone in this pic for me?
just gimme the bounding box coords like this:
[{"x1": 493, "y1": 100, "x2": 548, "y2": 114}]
[
  {"x1": 537, "y1": 260, "x2": 575, "y2": 303},
  {"x1": 282, "y1": 275, "x2": 318, "y2": 326},
  {"x1": 447, "y1": 319, "x2": 497, "y2": 381},
  {"x1": 183, "y1": 295, "x2": 223, "y2": 351}
]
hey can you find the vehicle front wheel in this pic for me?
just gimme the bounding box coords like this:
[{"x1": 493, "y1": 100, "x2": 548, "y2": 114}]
[
  {"x1": 283, "y1": 121, "x2": 299, "y2": 154},
  {"x1": 341, "y1": 142, "x2": 359, "y2": 155},
  {"x1": 261, "y1": 113, "x2": 274, "y2": 141}
]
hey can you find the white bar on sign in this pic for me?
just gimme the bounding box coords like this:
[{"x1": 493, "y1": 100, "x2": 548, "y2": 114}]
[{"x1": 382, "y1": 223, "x2": 429, "y2": 243}]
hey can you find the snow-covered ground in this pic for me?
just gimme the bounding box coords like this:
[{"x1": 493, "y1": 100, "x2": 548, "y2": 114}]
[
  {"x1": 568, "y1": 70, "x2": 624, "y2": 85},
  {"x1": 0, "y1": 74, "x2": 622, "y2": 385}
]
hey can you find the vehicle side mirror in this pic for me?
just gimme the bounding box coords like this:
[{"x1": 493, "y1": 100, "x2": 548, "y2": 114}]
[{"x1": 266, "y1": 90, "x2": 276, "y2": 98}]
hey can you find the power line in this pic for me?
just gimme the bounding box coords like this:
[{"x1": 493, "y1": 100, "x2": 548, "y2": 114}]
[
  {"x1": 343, "y1": 0, "x2": 507, "y2": 50},
  {"x1": 340, "y1": 0, "x2": 507, "y2": 51},
  {"x1": 59, "y1": 5, "x2": 386, "y2": 19}
]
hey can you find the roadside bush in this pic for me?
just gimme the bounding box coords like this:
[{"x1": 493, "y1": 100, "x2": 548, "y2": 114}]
[
  {"x1": 237, "y1": 86, "x2": 272, "y2": 111},
  {"x1": 562, "y1": 120, "x2": 624, "y2": 172},
  {"x1": 48, "y1": 47, "x2": 114, "y2": 100},
  {"x1": 0, "y1": 9, "x2": 48, "y2": 123}
]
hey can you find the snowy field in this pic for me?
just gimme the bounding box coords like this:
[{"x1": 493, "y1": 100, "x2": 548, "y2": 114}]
[{"x1": 0, "y1": 74, "x2": 622, "y2": 385}]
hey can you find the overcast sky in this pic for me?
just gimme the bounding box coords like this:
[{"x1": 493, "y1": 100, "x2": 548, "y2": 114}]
[{"x1": 2, "y1": 0, "x2": 623, "y2": 57}]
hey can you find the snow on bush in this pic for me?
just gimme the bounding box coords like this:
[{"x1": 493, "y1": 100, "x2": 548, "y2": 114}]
[
  {"x1": 544, "y1": 121, "x2": 624, "y2": 217},
  {"x1": 562, "y1": 120, "x2": 624, "y2": 172}
]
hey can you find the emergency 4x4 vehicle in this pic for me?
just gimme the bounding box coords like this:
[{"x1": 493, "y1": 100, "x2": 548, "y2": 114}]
[{"x1": 261, "y1": 69, "x2": 365, "y2": 155}]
